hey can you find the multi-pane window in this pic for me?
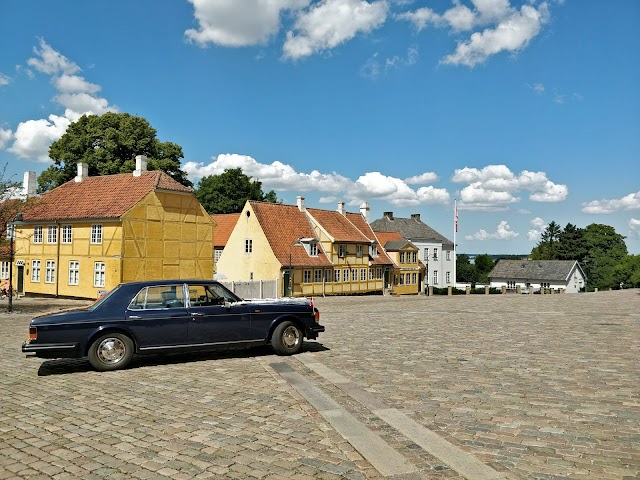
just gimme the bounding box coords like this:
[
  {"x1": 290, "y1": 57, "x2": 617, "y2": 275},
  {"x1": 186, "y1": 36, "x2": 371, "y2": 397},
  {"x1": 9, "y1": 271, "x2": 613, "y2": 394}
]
[
  {"x1": 1, "y1": 261, "x2": 8, "y2": 279},
  {"x1": 446, "y1": 271, "x2": 451, "y2": 283},
  {"x1": 31, "y1": 260, "x2": 41, "y2": 282},
  {"x1": 356, "y1": 244, "x2": 363, "y2": 257},
  {"x1": 399, "y1": 274, "x2": 405, "y2": 285},
  {"x1": 62, "y1": 225, "x2": 72, "y2": 244},
  {"x1": 310, "y1": 243, "x2": 318, "y2": 256},
  {"x1": 303, "y1": 269, "x2": 312, "y2": 283},
  {"x1": 338, "y1": 244, "x2": 347, "y2": 258},
  {"x1": 314, "y1": 269, "x2": 323, "y2": 283},
  {"x1": 360, "y1": 268, "x2": 367, "y2": 281},
  {"x1": 351, "y1": 268, "x2": 357, "y2": 282},
  {"x1": 412, "y1": 252, "x2": 418, "y2": 263},
  {"x1": 245, "y1": 239, "x2": 253, "y2": 253},
  {"x1": 412, "y1": 273, "x2": 417, "y2": 284},
  {"x1": 334, "y1": 269, "x2": 341, "y2": 282},
  {"x1": 91, "y1": 224, "x2": 103, "y2": 244},
  {"x1": 423, "y1": 248, "x2": 428, "y2": 260},
  {"x1": 33, "y1": 226, "x2": 43, "y2": 244},
  {"x1": 433, "y1": 270, "x2": 438, "y2": 285},
  {"x1": 343, "y1": 269, "x2": 349, "y2": 282},
  {"x1": 400, "y1": 252, "x2": 405, "y2": 263},
  {"x1": 47, "y1": 226, "x2": 58, "y2": 244},
  {"x1": 433, "y1": 248, "x2": 439, "y2": 260},
  {"x1": 446, "y1": 250, "x2": 451, "y2": 261},
  {"x1": 369, "y1": 268, "x2": 374, "y2": 280},
  {"x1": 214, "y1": 249, "x2": 223, "y2": 262},
  {"x1": 45, "y1": 260, "x2": 56, "y2": 283},
  {"x1": 68, "y1": 261, "x2": 79, "y2": 285},
  {"x1": 393, "y1": 274, "x2": 399, "y2": 285},
  {"x1": 94, "y1": 262, "x2": 106, "y2": 287},
  {"x1": 324, "y1": 269, "x2": 331, "y2": 283},
  {"x1": 376, "y1": 267, "x2": 383, "y2": 280}
]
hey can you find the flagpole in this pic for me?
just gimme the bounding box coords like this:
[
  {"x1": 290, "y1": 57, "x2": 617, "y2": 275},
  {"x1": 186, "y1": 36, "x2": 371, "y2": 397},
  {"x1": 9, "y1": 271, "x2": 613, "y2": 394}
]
[{"x1": 453, "y1": 199, "x2": 457, "y2": 288}]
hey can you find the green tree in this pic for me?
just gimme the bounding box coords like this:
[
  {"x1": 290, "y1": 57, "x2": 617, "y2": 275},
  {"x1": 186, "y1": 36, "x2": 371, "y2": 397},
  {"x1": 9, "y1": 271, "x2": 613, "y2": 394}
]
[
  {"x1": 474, "y1": 253, "x2": 494, "y2": 284},
  {"x1": 456, "y1": 254, "x2": 478, "y2": 284},
  {"x1": 195, "y1": 168, "x2": 278, "y2": 214},
  {"x1": 38, "y1": 112, "x2": 191, "y2": 191},
  {"x1": 531, "y1": 221, "x2": 562, "y2": 259},
  {"x1": 555, "y1": 223, "x2": 588, "y2": 262},
  {"x1": 614, "y1": 255, "x2": 640, "y2": 288},
  {"x1": 581, "y1": 224, "x2": 627, "y2": 291}
]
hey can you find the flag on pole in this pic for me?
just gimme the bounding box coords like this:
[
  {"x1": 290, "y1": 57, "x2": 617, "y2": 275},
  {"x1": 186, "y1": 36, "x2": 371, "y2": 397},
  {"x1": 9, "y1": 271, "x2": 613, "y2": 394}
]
[{"x1": 454, "y1": 200, "x2": 458, "y2": 233}]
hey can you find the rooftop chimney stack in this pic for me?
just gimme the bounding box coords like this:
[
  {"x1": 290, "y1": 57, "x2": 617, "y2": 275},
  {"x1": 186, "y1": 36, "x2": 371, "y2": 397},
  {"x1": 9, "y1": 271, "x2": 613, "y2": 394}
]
[
  {"x1": 23, "y1": 171, "x2": 36, "y2": 197},
  {"x1": 360, "y1": 201, "x2": 370, "y2": 223},
  {"x1": 384, "y1": 211, "x2": 394, "y2": 220},
  {"x1": 297, "y1": 196, "x2": 306, "y2": 212},
  {"x1": 133, "y1": 155, "x2": 147, "y2": 177},
  {"x1": 75, "y1": 162, "x2": 88, "y2": 182},
  {"x1": 411, "y1": 213, "x2": 420, "y2": 221},
  {"x1": 337, "y1": 201, "x2": 346, "y2": 216}
]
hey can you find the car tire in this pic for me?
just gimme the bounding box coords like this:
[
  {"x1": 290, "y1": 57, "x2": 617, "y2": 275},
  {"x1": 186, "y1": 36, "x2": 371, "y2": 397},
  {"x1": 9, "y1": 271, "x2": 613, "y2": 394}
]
[
  {"x1": 88, "y1": 333, "x2": 134, "y2": 371},
  {"x1": 271, "y1": 321, "x2": 303, "y2": 356}
]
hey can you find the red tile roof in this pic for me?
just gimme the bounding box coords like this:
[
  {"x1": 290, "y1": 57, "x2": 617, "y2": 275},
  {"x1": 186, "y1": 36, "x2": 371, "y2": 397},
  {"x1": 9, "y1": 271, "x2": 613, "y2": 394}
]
[
  {"x1": 375, "y1": 231, "x2": 406, "y2": 249},
  {"x1": 22, "y1": 171, "x2": 193, "y2": 221},
  {"x1": 306, "y1": 208, "x2": 371, "y2": 243},
  {"x1": 345, "y1": 213, "x2": 393, "y2": 266},
  {"x1": 249, "y1": 201, "x2": 331, "y2": 268},
  {"x1": 211, "y1": 213, "x2": 240, "y2": 247}
]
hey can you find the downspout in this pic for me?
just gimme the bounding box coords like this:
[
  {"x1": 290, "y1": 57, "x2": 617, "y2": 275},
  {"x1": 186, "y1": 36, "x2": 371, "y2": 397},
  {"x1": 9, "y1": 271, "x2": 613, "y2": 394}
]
[{"x1": 55, "y1": 221, "x2": 60, "y2": 297}]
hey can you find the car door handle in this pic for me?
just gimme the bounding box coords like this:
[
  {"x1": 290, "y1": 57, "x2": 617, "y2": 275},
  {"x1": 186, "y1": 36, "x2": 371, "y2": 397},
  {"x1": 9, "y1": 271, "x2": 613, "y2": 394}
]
[
  {"x1": 129, "y1": 315, "x2": 141, "y2": 319},
  {"x1": 191, "y1": 312, "x2": 205, "y2": 316}
]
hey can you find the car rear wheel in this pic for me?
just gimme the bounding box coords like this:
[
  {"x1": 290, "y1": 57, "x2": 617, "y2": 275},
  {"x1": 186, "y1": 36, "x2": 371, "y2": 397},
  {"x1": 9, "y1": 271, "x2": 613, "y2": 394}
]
[
  {"x1": 271, "y1": 321, "x2": 303, "y2": 355},
  {"x1": 88, "y1": 333, "x2": 134, "y2": 371}
]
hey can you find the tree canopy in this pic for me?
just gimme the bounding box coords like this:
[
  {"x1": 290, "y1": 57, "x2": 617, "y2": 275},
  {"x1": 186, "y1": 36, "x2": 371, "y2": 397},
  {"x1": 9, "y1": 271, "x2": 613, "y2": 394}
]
[
  {"x1": 38, "y1": 112, "x2": 191, "y2": 192},
  {"x1": 195, "y1": 168, "x2": 278, "y2": 214}
]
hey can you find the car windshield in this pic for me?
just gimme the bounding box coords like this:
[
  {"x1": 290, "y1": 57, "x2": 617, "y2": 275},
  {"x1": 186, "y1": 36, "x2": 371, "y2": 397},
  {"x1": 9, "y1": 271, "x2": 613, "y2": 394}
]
[{"x1": 87, "y1": 285, "x2": 122, "y2": 311}]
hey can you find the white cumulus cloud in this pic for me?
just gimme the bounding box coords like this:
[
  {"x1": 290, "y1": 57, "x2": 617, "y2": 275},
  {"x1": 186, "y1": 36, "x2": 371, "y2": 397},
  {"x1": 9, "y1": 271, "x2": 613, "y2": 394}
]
[
  {"x1": 396, "y1": 7, "x2": 441, "y2": 31},
  {"x1": 0, "y1": 73, "x2": 12, "y2": 86},
  {"x1": 582, "y1": 191, "x2": 640, "y2": 214},
  {"x1": 465, "y1": 220, "x2": 519, "y2": 241},
  {"x1": 404, "y1": 172, "x2": 438, "y2": 184},
  {"x1": 442, "y1": 3, "x2": 549, "y2": 67},
  {"x1": 629, "y1": 218, "x2": 640, "y2": 238},
  {"x1": 527, "y1": 216, "x2": 547, "y2": 241},
  {"x1": 0, "y1": 128, "x2": 13, "y2": 149},
  {"x1": 5, "y1": 40, "x2": 118, "y2": 163},
  {"x1": 184, "y1": 153, "x2": 450, "y2": 207},
  {"x1": 185, "y1": 0, "x2": 309, "y2": 47},
  {"x1": 452, "y1": 164, "x2": 567, "y2": 210},
  {"x1": 283, "y1": 0, "x2": 388, "y2": 60}
]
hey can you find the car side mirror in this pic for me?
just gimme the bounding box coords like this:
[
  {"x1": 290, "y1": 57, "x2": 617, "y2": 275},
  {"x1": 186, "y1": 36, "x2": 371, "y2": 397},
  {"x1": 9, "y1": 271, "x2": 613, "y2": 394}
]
[{"x1": 224, "y1": 300, "x2": 232, "y2": 309}]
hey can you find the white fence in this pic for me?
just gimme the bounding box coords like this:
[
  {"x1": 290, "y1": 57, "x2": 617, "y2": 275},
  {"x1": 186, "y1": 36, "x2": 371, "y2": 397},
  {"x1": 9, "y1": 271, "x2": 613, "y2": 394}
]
[{"x1": 221, "y1": 279, "x2": 279, "y2": 300}]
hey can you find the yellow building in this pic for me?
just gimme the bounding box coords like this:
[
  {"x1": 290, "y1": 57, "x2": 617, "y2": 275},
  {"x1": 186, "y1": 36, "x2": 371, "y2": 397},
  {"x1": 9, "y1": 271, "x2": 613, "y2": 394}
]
[
  {"x1": 374, "y1": 231, "x2": 423, "y2": 295},
  {"x1": 216, "y1": 198, "x2": 393, "y2": 297},
  {"x1": 12, "y1": 160, "x2": 214, "y2": 299}
]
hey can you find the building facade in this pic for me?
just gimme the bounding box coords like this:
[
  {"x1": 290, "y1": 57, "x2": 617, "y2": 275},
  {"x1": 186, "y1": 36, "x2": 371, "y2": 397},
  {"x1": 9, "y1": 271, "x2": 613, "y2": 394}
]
[{"x1": 488, "y1": 260, "x2": 586, "y2": 293}]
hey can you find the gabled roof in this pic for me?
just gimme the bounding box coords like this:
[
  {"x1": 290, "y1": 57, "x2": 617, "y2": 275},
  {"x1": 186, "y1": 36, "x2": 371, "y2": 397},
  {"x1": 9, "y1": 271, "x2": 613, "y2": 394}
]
[
  {"x1": 370, "y1": 215, "x2": 453, "y2": 247},
  {"x1": 344, "y1": 212, "x2": 393, "y2": 266},
  {"x1": 489, "y1": 260, "x2": 584, "y2": 282},
  {"x1": 374, "y1": 231, "x2": 407, "y2": 251},
  {"x1": 249, "y1": 201, "x2": 331, "y2": 268},
  {"x1": 22, "y1": 171, "x2": 193, "y2": 222},
  {"x1": 211, "y1": 213, "x2": 240, "y2": 248},
  {"x1": 307, "y1": 208, "x2": 371, "y2": 243}
]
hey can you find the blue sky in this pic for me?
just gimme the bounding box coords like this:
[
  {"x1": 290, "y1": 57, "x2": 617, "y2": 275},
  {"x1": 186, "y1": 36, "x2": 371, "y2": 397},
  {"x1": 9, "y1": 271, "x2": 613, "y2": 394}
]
[{"x1": 1, "y1": 0, "x2": 639, "y2": 254}]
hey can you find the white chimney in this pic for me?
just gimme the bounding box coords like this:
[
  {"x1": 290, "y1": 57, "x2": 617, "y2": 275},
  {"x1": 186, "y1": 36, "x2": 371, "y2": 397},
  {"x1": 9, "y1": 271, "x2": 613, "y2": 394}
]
[
  {"x1": 23, "y1": 171, "x2": 36, "y2": 197},
  {"x1": 359, "y1": 201, "x2": 370, "y2": 223},
  {"x1": 337, "y1": 201, "x2": 346, "y2": 216},
  {"x1": 75, "y1": 163, "x2": 88, "y2": 182},
  {"x1": 297, "y1": 196, "x2": 306, "y2": 212},
  {"x1": 134, "y1": 155, "x2": 147, "y2": 177}
]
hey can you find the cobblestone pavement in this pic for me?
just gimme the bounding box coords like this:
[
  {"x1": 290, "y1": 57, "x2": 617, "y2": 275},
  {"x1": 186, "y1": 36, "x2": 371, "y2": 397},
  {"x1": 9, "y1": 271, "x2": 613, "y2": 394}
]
[{"x1": 1, "y1": 290, "x2": 639, "y2": 479}]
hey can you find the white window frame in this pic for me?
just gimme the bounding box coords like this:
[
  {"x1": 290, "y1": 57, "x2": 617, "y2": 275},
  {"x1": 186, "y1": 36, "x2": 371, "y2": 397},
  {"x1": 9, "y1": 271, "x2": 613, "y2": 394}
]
[
  {"x1": 433, "y1": 270, "x2": 438, "y2": 285},
  {"x1": 245, "y1": 239, "x2": 253, "y2": 254},
  {"x1": 45, "y1": 260, "x2": 56, "y2": 284},
  {"x1": 314, "y1": 269, "x2": 323, "y2": 283},
  {"x1": 356, "y1": 244, "x2": 363, "y2": 258},
  {"x1": 303, "y1": 269, "x2": 312, "y2": 283},
  {"x1": 91, "y1": 224, "x2": 103, "y2": 244},
  {"x1": 343, "y1": 268, "x2": 349, "y2": 282},
  {"x1": 433, "y1": 248, "x2": 439, "y2": 260},
  {"x1": 33, "y1": 226, "x2": 43, "y2": 244},
  {"x1": 446, "y1": 271, "x2": 451, "y2": 283},
  {"x1": 214, "y1": 249, "x2": 223, "y2": 263},
  {"x1": 412, "y1": 252, "x2": 417, "y2": 263},
  {"x1": 47, "y1": 225, "x2": 58, "y2": 244},
  {"x1": 324, "y1": 269, "x2": 331, "y2": 283},
  {"x1": 423, "y1": 248, "x2": 428, "y2": 260},
  {"x1": 1, "y1": 261, "x2": 8, "y2": 279},
  {"x1": 360, "y1": 268, "x2": 367, "y2": 281},
  {"x1": 400, "y1": 252, "x2": 405, "y2": 263},
  {"x1": 62, "y1": 225, "x2": 72, "y2": 244},
  {"x1": 338, "y1": 244, "x2": 347, "y2": 258},
  {"x1": 31, "y1": 260, "x2": 41, "y2": 282},
  {"x1": 412, "y1": 273, "x2": 417, "y2": 284},
  {"x1": 94, "y1": 262, "x2": 106, "y2": 288},
  {"x1": 446, "y1": 250, "x2": 451, "y2": 261},
  {"x1": 334, "y1": 269, "x2": 340, "y2": 282},
  {"x1": 68, "y1": 261, "x2": 79, "y2": 286},
  {"x1": 309, "y1": 243, "x2": 318, "y2": 257},
  {"x1": 376, "y1": 267, "x2": 383, "y2": 280}
]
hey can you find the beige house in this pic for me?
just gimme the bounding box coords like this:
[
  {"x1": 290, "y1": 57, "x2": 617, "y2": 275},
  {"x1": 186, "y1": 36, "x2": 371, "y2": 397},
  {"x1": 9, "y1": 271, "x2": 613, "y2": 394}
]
[
  {"x1": 216, "y1": 198, "x2": 393, "y2": 297},
  {"x1": 12, "y1": 159, "x2": 214, "y2": 299}
]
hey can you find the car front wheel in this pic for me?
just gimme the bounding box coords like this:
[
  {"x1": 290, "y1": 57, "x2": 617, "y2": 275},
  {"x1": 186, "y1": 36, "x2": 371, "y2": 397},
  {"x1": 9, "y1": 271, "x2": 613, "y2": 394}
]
[
  {"x1": 271, "y1": 321, "x2": 303, "y2": 355},
  {"x1": 88, "y1": 333, "x2": 134, "y2": 371}
]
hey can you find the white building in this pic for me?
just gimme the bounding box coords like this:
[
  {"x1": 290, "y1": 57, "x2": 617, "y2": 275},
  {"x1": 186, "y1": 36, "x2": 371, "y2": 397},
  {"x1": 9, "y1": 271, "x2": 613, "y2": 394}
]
[
  {"x1": 488, "y1": 260, "x2": 586, "y2": 293},
  {"x1": 370, "y1": 212, "x2": 454, "y2": 289}
]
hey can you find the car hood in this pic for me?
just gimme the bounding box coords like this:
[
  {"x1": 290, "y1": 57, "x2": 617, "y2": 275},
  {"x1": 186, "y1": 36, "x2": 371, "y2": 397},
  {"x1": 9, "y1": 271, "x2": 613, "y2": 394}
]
[{"x1": 31, "y1": 308, "x2": 91, "y2": 326}]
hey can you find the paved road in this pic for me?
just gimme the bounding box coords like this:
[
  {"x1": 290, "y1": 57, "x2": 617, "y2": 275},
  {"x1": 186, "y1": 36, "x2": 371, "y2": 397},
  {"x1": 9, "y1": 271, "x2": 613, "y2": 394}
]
[{"x1": 1, "y1": 290, "x2": 638, "y2": 479}]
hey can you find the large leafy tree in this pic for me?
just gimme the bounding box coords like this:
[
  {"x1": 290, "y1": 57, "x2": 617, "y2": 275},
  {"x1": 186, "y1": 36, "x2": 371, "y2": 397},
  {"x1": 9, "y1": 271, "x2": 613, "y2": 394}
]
[
  {"x1": 196, "y1": 168, "x2": 278, "y2": 214},
  {"x1": 581, "y1": 224, "x2": 627, "y2": 291},
  {"x1": 38, "y1": 112, "x2": 191, "y2": 192},
  {"x1": 531, "y1": 221, "x2": 562, "y2": 259},
  {"x1": 474, "y1": 253, "x2": 495, "y2": 284},
  {"x1": 555, "y1": 223, "x2": 587, "y2": 262}
]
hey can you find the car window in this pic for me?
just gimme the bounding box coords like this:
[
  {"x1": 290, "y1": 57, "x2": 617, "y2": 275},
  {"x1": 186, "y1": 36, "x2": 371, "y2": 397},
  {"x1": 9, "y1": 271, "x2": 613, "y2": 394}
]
[
  {"x1": 129, "y1": 285, "x2": 185, "y2": 310},
  {"x1": 188, "y1": 284, "x2": 238, "y2": 307}
]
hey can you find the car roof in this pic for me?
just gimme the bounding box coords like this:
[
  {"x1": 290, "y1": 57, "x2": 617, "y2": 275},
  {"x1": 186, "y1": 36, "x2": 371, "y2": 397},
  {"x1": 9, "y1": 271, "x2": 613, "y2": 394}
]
[{"x1": 118, "y1": 279, "x2": 220, "y2": 288}]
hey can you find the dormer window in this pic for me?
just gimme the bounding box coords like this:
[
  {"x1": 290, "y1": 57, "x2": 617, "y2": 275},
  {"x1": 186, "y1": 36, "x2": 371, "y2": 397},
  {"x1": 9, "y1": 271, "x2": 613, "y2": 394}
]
[
  {"x1": 298, "y1": 237, "x2": 319, "y2": 257},
  {"x1": 356, "y1": 244, "x2": 363, "y2": 258},
  {"x1": 370, "y1": 242, "x2": 378, "y2": 257},
  {"x1": 338, "y1": 244, "x2": 347, "y2": 258},
  {"x1": 309, "y1": 242, "x2": 318, "y2": 257}
]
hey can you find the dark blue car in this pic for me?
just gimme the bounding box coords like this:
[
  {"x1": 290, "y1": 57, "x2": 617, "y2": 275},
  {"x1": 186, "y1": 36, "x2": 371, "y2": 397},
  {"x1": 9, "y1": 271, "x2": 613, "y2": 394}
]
[{"x1": 22, "y1": 280, "x2": 324, "y2": 371}]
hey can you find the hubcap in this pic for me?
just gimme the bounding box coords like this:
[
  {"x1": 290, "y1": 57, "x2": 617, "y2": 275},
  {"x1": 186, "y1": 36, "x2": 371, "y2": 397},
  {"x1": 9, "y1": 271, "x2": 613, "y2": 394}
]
[
  {"x1": 282, "y1": 326, "x2": 300, "y2": 349},
  {"x1": 97, "y1": 337, "x2": 126, "y2": 364}
]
